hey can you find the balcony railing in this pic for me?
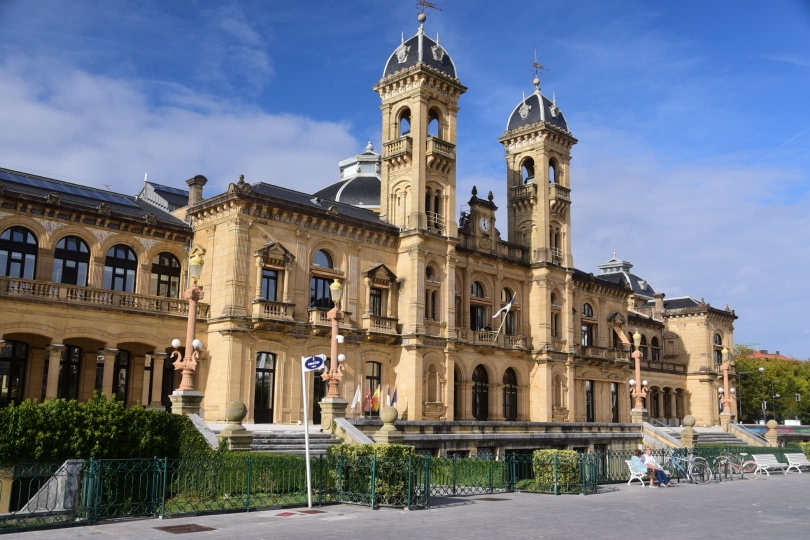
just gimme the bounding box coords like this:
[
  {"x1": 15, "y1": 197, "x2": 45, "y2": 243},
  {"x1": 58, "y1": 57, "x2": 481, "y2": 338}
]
[
  {"x1": 549, "y1": 183, "x2": 571, "y2": 202},
  {"x1": 0, "y1": 277, "x2": 209, "y2": 318},
  {"x1": 252, "y1": 299, "x2": 294, "y2": 321},
  {"x1": 425, "y1": 136, "x2": 456, "y2": 160},
  {"x1": 641, "y1": 359, "x2": 686, "y2": 373},
  {"x1": 383, "y1": 136, "x2": 413, "y2": 159},
  {"x1": 511, "y1": 183, "x2": 537, "y2": 201},
  {"x1": 362, "y1": 314, "x2": 398, "y2": 334},
  {"x1": 503, "y1": 335, "x2": 527, "y2": 349},
  {"x1": 307, "y1": 307, "x2": 350, "y2": 327}
]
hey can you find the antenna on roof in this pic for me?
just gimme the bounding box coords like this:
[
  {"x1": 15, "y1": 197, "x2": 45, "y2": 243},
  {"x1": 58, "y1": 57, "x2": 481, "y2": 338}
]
[
  {"x1": 530, "y1": 47, "x2": 548, "y2": 90},
  {"x1": 103, "y1": 184, "x2": 111, "y2": 191},
  {"x1": 416, "y1": 0, "x2": 441, "y2": 23}
]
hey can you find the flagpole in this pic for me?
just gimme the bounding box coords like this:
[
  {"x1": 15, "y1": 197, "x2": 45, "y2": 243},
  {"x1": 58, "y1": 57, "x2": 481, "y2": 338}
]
[{"x1": 492, "y1": 308, "x2": 509, "y2": 343}]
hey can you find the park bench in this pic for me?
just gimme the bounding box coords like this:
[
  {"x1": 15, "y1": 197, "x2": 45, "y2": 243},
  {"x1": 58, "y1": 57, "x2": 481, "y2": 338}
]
[
  {"x1": 625, "y1": 459, "x2": 649, "y2": 486},
  {"x1": 752, "y1": 454, "x2": 788, "y2": 475},
  {"x1": 785, "y1": 453, "x2": 810, "y2": 473}
]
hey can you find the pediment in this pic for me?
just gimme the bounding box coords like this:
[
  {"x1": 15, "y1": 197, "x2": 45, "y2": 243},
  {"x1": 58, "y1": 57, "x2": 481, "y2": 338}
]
[
  {"x1": 664, "y1": 331, "x2": 679, "y2": 340},
  {"x1": 363, "y1": 263, "x2": 397, "y2": 283},
  {"x1": 607, "y1": 311, "x2": 626, "y2": 324},
  {"x1": 255, "y1": 242, "x2": 295, "y2": 266}
]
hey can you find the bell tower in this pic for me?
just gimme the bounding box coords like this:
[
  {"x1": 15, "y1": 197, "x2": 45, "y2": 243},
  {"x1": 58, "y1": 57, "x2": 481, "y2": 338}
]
[
  {"x1": 374, "y1": 14, "x2": 467, "y2": 237},
  {"x1": 499, "y1": 75, "x2": 577, "y2": 267}
]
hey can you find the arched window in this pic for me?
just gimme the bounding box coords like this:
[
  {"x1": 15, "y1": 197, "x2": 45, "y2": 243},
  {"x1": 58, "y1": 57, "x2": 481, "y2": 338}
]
[
  {"x1": 549, "y1": 226, "x2": 562, "y2": 262},
  {"x1": 314, "y1": 250, "x2": 333, "y2": 269},
  {"x1": 150, "y1": 252, "x2": 181, "y2": 298},
  {"x1": 499, "y1": 288, "x2": 517, "y2": 335},
  {"x1": 713, "y1": 333, "x2": 724, "y2": 364},
  {"x1": 651, "y1": 336, "x2": 661, "y2": 362},
  {"x1": 428, "y1": 109, "x2": 441, "y2": 138},
  {"x1": 640, "y1": 334, "x2": 649, "y2": 360},
  {"x1": 424, "y1": 265, "x2": 440, "y2": 321},
  {"x1": 553, "y1": 374, "x2": 564, "y2": 407},
  {"x1": 521, "y1": 158, "x2": 535, "y2": 184},
  {"x1": 472, "y1": 364, "x2": 489, "y2": 421},
  {"x1": 58, "y1": 345, "x2": 82, "y2": 400},
  {"x1": 0, "y1": 226, "x2": 38, "y2": 279},
  {"x1": 103, "y1": 245, "x2": 137, "y2": 292},
  {"x1": 549, "y1": 160, "x2": 558, "y2": 184},
  {"x1": 581, "y1": 303, "x2": 596, "y2": 346},
  {"x1": 502, "y1": 368, "x2": 517, "y2": 421},
  {"x1": 53, "y1": 236, "x2": 89, "y2": 286},
  {"x1": 470, "y1": 281, "x2": 487, "y2": 330},
  {"x1": 582, "y1": 303, "x2": 594, "y2": 318},
  {"x1": 399, "y1": 109, "x2": 412, "y2": 137},
  {"x1": 0, "y1": 340, "x2": 28, "y2": 407}
]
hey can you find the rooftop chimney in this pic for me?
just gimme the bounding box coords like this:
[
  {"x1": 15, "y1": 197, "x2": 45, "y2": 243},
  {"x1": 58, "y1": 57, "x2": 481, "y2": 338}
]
[
  {"x1": 186, "y1": 175, "x2": 208, "y2": 207},
  {"x1": 653, "y1": 292, "x2": 665, "y2": 320}
]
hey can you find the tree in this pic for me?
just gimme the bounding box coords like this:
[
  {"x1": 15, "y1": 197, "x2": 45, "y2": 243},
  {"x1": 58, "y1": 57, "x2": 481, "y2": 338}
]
[{"x1": 734, "y1": 346, "x2": 810, "y2": 424}]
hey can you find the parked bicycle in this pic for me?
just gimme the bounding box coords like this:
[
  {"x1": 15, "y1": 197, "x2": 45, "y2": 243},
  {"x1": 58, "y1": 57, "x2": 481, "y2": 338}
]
[
  {"x1": 663, "y1": 450, "x2": 712, "y2": 484},
  {"x1": 713, "y1": 451, "x2": 760, "y2": 481}
]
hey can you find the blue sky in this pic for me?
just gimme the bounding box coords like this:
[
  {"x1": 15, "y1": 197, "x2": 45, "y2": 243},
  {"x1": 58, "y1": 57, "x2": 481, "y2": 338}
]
[{"x1": 1, "y1": 0, "x2": 809, "y2": 357}]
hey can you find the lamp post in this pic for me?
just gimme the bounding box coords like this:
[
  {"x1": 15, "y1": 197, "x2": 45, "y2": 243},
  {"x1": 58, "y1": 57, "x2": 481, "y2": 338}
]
[
  {"x1": 766, "y1": 379, "x2": 781, "y2": 423},
  {"x1": 717, "y1": 347, "x2": 736, "y2": 428},
  {"x1": 168, "y1": 248, "x2": 205, "y2": 415},
  {"x1": 318, "y1": 279, "x2": 349, "y2": 431},
  {"x1": 629, "y1": 331, "x2": 649, "y2": 423}
]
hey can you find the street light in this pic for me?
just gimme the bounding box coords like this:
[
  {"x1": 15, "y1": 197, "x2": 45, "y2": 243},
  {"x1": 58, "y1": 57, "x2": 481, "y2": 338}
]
[
  {"x1": 630, "y1": 331, "x2": 649, "y2": 412},
  {"x1": 170, "y1": 248, "x2": 205, "y2": 393},
  {"x1": 321, "y1": 279, "x2": 346, "y2": 398},
  {"x1": 718, "y1": 347, "x2": 735, "y2": 421}
]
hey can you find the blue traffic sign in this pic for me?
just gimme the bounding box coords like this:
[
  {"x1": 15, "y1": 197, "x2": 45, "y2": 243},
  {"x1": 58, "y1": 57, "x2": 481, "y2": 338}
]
[{"x1": 302, "y1": 354, "x2": 326, "y2": 372}]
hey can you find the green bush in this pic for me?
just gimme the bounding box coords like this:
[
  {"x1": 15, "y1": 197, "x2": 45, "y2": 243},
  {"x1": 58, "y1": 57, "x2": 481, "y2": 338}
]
[
  {"x1": 327, "y1": 444, "x2": 419, "y2": 506},
  {"x1": 798, "y1": 442, "x2": 810, "y2": 460},
  {"x1": 530, "y1": 450, "x2": 581, "y2": 493},
  {"x1": 0, "y1": 396, "x2": 212, "y2": 463}
]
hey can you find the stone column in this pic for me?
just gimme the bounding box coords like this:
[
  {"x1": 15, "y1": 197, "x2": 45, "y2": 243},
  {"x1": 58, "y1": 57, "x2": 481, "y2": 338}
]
[
  {"x1": 669, "y1": 391, "x2": 678, "y2": 425},
  {"x1": 45, "y1": 344, "x2": 65, "y2": 399},
  {"x1": 79, "y1": 351, "x2": 98, "y2": 401},
  {"x1": 129, "y1": 355, "x2": 146, "y2": 407},
  {"x1": 36, "y1": 248, "x2": 55, "y2": 282},
  {"x1": 26, "y1": 348, "x2": 47, "y2": 401},
  {"x1": 657, "y1": 391, "x2": 664, "y2": 421},
  {"x1": 100, "y1": 348, "x2": 118, "y2": 399},
  {"x1": 150, "y1": 353, "x2": 167, "y2": 409},
  {"x1": 90, "y1": 256, "x2": 106, "y2": 288},
  {"x1": 137, "y1": 263, "x2": 151, "y2": 296}
]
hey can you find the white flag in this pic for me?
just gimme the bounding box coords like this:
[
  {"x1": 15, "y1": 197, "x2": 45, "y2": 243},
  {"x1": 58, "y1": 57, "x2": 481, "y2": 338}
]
[
  {"x1": 493, "y1": 294, "x2": 515, "y2": 319},
  {"x1": 350, "y1": 384, "x2": 362, "y2": 412}
]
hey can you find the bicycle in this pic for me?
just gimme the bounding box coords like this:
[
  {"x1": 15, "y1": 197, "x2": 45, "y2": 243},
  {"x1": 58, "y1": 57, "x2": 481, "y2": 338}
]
[
  {"x1": 663, "y1": 450, "x2": 712, "y2": 485},
  {"x1": 713, "y1": 451, "x2": 760, "y2": 481}
]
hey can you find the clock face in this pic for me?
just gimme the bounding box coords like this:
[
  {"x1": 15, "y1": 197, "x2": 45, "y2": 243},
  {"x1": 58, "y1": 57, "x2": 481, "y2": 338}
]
[{"x1": 479, "y1": 217, "x2": 490, "y2": 235}]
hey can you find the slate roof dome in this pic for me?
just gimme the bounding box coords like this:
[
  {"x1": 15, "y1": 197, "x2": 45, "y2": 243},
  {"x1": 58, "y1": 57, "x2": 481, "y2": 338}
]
[
  {"x1": 383, "y1": 22, "x2": 458, "y2": 80},
  {"x1": 596, "y1": 253, "x2": 656, "y2": 299},
  {"x1": 506, "y1": 88, "x2": 570, "y2": 133},
  {"x1": 313, "y1": 142, "x2": 382, "y2": 213}
]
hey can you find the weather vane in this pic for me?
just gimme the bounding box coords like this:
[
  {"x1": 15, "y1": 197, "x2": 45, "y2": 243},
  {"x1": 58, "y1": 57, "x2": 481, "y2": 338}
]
[
  {"x1": 530, "y1": 47, "x2": 548, "y2": 88},
  {"x1": 417, "y1": 0, "x2": 441, "y2": 15}
]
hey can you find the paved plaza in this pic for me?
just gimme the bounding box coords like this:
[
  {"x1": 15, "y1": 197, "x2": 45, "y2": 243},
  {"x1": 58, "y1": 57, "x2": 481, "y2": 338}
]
[{"x1": 7, "y1": 473, "x2": 810, "y2": 539}]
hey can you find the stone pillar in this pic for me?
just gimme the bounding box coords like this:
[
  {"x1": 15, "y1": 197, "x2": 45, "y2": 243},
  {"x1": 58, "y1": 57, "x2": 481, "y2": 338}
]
[
  {"x1": 720, "y1": 412, "x2": 734, "y2": 431},
  {"x1": 45, "y1": 344, "x2": 65, "y2": 399},
  {"x1": 669, "y1": 391, "x2": 678, "y2": 425},
  {"x1": 217, "y1": 401, "x2": 255, "y2": 451},
  {"x1": 137, "y1": 263, "x2": 151, "y2": 296},
  {"x1": 656, "y1": 391, "x2": 664, "y2": 421},
  {"x1": 79, "y1": 351, "x2": 98, "y2": 401},
  {"x1": 149, "y1": 353, "x2": 167, "y2": 409},
  {"x1": 680, "y1": 415, "x2": 699, "y2": 448},
  {"x1": 26, "y1": 348, "x2": 47, "y2": 401},
  {"x1": 90, "y1": 256, "x2": 105, "y2": 288},
  {"x1": 129, "y1": 355, "x2": 146, "y2": 407},
  {"x1": 36, "y1": 248, "x2": 55, "y2": 282},
  {"x1": 169, "y1": 391, "x2": 203, "y2": 416},
  {"x1": 765, "y1": 419, "x2": 780, "y2": 447},
  {"x1": 630, "y1": 408, "x2": 649, "y2": 424},
  {"x1": 373, "y1": 405, "x2": 405, "y2": 444},
  {"x1": 319, "y1": 397, "x2": 348, "y2": 433},
  {"x1": 100, "y1": 348, "x2": 118, "y2": 399}
]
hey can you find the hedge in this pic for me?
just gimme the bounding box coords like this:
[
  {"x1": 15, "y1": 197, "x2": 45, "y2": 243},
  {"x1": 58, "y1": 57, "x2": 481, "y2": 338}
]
[
  {"x1": 0, "y1": 396, "x2": 212, "y2": 463},
  {"x1": 326, "y1": 443, "x2": 419, "y2": 506}
]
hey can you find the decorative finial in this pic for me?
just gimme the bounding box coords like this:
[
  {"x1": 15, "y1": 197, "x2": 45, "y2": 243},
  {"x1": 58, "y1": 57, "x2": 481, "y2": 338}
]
[
  {"x1": 471, "y1": 185, "x2": 478, "y2": 197},
  {"x1": 487, "y1": 191, "x2": 494, "y2": 202},
  {"x1": 417, "y1": 0, "x2": 441, "y2": 24},
  {"x1": 401, "y1": 31, "x2": 405, "y2": 44},
  {"x1": 366, "y1": 141, "x2": 374, "y2": 152},
  {"x1": 613, "y1": 249, "x2": 617, "y2": 259},
  {"x1": 239, "y1": 174, "x2": 245, "y2": 184}
]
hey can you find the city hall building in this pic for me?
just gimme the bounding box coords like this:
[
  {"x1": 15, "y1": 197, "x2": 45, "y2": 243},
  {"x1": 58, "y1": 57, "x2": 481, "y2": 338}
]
[{"x1": 0, "y1": 18, "x2": 736, "y2": 431}]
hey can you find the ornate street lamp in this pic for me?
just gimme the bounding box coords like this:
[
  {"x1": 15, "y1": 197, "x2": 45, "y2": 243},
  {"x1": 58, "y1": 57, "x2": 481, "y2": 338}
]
[
  {"x1": 168, "y1": 247, "x2": 206, "y2": 414},
  {"x1": 322, "y1": 279, "x2": 346, "y2": 398},
  {"x1": 718, "y1": 347, "x2": 735, "y2": 420},
  {"x1": 630, "y1": 331, "x2": 649, "y2": 420}
]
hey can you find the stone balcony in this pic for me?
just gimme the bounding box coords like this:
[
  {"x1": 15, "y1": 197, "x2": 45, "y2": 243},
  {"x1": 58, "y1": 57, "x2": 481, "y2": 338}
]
[
  {"x1": 361, "y1": 314, "x2": 398, "y2": 334},
  {"x1": 455, "y1": 329, "x2": 527, "y2": 350},
  {"x1": 0, "y1": 277, "x2": 209, "y2": 319},
  {"x1": 251, "y1": 299, "x2": 295, "y2": 321},
  {"x1": 510, "y1": 182, "x2": 537, "y2": 202}
]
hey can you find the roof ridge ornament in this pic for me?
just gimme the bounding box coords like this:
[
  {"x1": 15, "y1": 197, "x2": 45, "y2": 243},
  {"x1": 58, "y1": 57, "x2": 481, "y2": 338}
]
[
  {"x1": 395, "y1": 32, "x2": 410, "y2": 63},
  {"x1": 431, "y1": 32, "x2": 445, "y2": 62},
  {"x1": 518, "y1": 91, "x2": 531, "y2": 120},
  {"x1": 530, "y1": 47, "x2": 548, "y2": 92}
]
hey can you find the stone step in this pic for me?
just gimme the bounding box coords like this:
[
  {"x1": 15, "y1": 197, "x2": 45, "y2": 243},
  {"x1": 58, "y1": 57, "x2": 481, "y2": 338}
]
[{"x1": 248, "y1": 431, "x2": 340, "y2": 455}]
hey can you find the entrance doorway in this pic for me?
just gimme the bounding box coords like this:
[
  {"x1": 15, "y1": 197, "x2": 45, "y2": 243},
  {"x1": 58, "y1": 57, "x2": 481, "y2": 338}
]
[{"x1": 254, "y1": 352, "x2": 276, "y2": 423}]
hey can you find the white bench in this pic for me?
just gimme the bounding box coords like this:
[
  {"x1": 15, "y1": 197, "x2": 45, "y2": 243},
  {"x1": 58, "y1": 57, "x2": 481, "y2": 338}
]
[
  {"x1": 785, "y1": 453, "x2": 810, "y2": 473},
  {"x1": 625, "y1": 459, "x2": 649, "y2": 486},
  {"x1": 753, "y1": 454, "x2": 789, "y2": 475}
]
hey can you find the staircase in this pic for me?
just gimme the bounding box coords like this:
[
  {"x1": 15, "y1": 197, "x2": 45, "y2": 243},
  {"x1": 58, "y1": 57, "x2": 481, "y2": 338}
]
[
  {"x1": 668, "y1": 426, "x2": 749, "y2": 447},
  {"x1": 250, "y1": 431, "x2": 340, "y2": 455}
]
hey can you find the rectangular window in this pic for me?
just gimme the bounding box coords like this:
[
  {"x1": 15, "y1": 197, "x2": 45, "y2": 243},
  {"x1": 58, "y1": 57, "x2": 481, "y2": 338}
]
[
  {"x1": 261, "y1": 269, "x2": 279, "y2": 301},
  {"x1": 470, "y1": 305, "x2": 487, "y2": 330},
  {"x1": 370, "y1": 287, "x2": 383, "y2": 317},
  {"x1": 581, "y1": 324, "x2": 595, "y2": 347},
  {"x1": 585, "y1": 380, "x2": 595, "y2": 422},
  {"x1": 611, "y1": 382, "x2": 620, "y2": 423},
  {"x1": 310, "y1": 276, "x2": 333, "y2": 308}
]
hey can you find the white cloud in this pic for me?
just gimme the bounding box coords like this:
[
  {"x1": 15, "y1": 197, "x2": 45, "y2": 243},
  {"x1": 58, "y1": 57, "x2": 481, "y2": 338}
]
[{"x1": 0, "y1": 57, "x2": 357, "y2": 199}]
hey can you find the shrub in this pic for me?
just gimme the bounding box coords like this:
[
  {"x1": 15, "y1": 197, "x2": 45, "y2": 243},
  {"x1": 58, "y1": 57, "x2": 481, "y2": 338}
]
[
  {"x1": 798, "y1": 442, "x2": 810, "y2": 460},
  {"x1": 0, "y1": 396, "x2": 212, "y2": 463},
  {"x1": 327, "y1": 444, "x2": 420, "y2": 506},
  {"x1": 530, "y1": 449, "x2": 581, "y2": 493}
]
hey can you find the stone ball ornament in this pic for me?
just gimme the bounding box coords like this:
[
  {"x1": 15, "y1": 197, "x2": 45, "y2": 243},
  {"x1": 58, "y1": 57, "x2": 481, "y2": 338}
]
[
  {"x1": 766, "y1": 419, "x2": 778, "y2": 430},
  {"x1": 225, "y1": 401, "x2": 248, "y2": 423},
  {"x1": 682, "y1": 415, "x2": 696, "y2": 427},
  {"x1": 380, "y1": 405, "x2": 399, "y2": 424}
]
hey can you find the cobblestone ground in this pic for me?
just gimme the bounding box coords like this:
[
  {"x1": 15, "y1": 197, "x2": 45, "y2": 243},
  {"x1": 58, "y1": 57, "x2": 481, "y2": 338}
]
[{"x1": 8, "y1": 473, "x2": 810, "y2": 540}]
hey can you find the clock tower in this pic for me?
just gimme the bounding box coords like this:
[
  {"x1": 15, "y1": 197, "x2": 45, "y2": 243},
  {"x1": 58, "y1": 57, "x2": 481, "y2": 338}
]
[{"x1": 463, "y1": 185, "x2": 499, "y2": 255}]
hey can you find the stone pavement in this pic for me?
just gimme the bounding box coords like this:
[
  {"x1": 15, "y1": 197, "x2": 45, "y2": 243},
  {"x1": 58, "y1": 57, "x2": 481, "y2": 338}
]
[{"x1": 7, "y1": 473, "x2": 810, "y2": 539}]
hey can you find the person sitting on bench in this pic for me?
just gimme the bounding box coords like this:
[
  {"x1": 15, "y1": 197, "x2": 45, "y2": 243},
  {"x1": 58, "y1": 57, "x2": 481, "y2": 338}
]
[
  {"x1": 643, "y1": 447, "x2": 671, "y2": 487},
  {"x1": 630, "y1": 450, "x2": 651, "y2": 485}
]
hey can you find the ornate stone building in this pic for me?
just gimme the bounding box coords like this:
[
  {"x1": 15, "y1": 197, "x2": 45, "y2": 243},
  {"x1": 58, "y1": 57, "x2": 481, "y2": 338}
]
[{"x1": 0, "y1": 17, "x2": 736, "y2": 429}]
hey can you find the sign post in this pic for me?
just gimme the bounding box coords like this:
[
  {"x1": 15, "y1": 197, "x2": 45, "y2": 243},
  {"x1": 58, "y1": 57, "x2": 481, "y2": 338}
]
[{"x1": 301, "y1": 354, "x2": 326, "y2": 508}]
